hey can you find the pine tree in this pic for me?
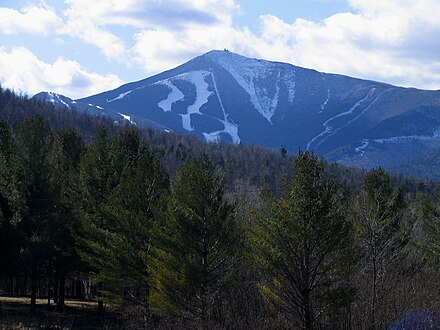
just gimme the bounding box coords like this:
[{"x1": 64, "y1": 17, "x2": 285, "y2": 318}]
[
  {"x1": 0, "y1": 119, "x2": 23, "y2": 279},
  {"x1": 48, "y1": 128, "x2": 84, "y2": 312},
  {"x1": 15, "y1": 115, "x2": 54, "y2": 315},
  {"x1": 421, "y1": 192, "x2": 440, "y2": 259},
  {"x1": 77, "y1": 126, "x2": 111, "y2": 314},
  {"x1": 78, "y1": 128, "x2": 168, "y2": 317},
  {"x1": 149, "y1": 155, "x2": 239, "y2": 322},
  {"x1": 247, "y1": 151, "x2": 352, "y2": 329}
]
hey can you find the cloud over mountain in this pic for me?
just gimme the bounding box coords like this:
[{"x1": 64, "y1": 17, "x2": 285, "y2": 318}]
[
  {"x1": 0, "y1": 0, "x2": 440, "y2": 97},
  {"x1": 0, "y1": 47, "x2": 122, "y2": 98}
]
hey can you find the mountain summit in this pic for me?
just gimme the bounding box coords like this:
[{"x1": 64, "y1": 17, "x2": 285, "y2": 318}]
[{"x1": 35, "y1": 50, "x2": 440, "y2": 172}]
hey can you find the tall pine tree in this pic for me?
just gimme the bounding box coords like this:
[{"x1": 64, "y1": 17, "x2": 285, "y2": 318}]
[
  {"x1": 248, "y1": 151, "x2": 352, "y2": 329},
  {"x1": 15, "y1": 115, "x2": 54, "y2": 315},
  {"x1": 0, "y1": 119, "x2": 23, "y2": 280},
  {"x1": 149, "y1": 155, "x2": 239, "y2": 323},
  {"x1": 48, "y1": 128, "x2": 84, "y2": 312},
  {"x1": 78, "y1": 128, "x2": 168, "y2": 317}
]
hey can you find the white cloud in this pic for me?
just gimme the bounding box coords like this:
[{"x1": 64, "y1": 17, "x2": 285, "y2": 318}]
[
  {"x1": 63, "y1": 0, "x2": 237, "y2": 28},
  {"x1": 59, "y1": 17, "x2": 127, "y2": 62},
  {"x1": 248, "y1": 0, "x2": 440, "y2": 89},
  {"x1": 0, "y1": 47, "x2": 123, "y2": 99},
  {"x1": 0, "y1": 5, "x2": 61, "y2": 35},
  {"x1": 130, "y1": 25, "x2": 259, "y2": 74},
  {"x1": 123, "y1": 0, "x2": 440, "y2": 89},
  {"x1": 59, "y1": 0, "x2": 239, "y2": 64},
  {"x1": 2, "y1": 0, "x2": 440, "y2": 96}
]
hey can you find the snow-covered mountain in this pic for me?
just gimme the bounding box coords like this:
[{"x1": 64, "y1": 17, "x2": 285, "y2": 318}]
[{"x1": 34, "y1": 50, "x2": 440, "y2": 173}]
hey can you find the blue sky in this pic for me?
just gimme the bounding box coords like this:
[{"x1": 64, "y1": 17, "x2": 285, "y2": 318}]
[{"x1": 0, "y1": 0, "x2": 439, "y2": 98}]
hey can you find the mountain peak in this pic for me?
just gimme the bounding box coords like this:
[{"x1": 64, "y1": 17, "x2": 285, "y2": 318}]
[
  {"x1": 203, "y1": 49, "x2": 273, "y2": 65},
  {"x1": 37, "y1": 50, "x2": 440, "y2": 177}
]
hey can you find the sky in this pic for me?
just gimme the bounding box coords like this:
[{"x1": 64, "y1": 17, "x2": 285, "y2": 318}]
[{"x1": 0, "y1": 0, "x2": 440, "y2": 99}]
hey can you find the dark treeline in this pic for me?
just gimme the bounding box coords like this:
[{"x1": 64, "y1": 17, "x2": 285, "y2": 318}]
[
  {"x1": 1, "y1": 87, "x2": 440, "y2": 329},
  {"x1": 0, "y1": 86, "x2": 435, "y2": 197}
]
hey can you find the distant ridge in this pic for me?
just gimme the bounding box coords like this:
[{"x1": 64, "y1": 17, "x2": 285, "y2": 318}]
[{"x1": 34, "y1": 50, "x2": 440, "y2": 174}]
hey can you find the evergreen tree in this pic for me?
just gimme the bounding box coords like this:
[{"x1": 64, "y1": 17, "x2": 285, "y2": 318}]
[
  {"x1": 248, "y1": 151, "x2": 352, "y2": 329},
  {"x1": 48, "y1": 128, "x2": 84, "y2": 312},
  {"x1": 15, "y1": 115, "x2": 54, "y2": 314},
  {"x1": 0, "y1": 119, "x2": 23, "y2": 278},
  {"x1": 421, "y1": 194, "x2": 440, "y2": 259},
  {"x1": 78, "y1": 128, "x2": 168, "y2": 317},
  {"x1": 77, "y1": 126, "x2": 111, "y2": 314},
  {"x1": 149, "y1": 156, "x2": 239, "y2": 322}
]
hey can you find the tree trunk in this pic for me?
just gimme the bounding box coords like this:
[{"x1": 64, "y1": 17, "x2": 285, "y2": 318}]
[
  {"x1": 97, "y1": 282, "x2": 104, "y2": 314},
  {"x1": 202, "y1": 234, "x2": 208, "y2": 321},
  {"x1": 57, "y1": 272, "x2": 65, "y2": 313},
  {"x1": 303, "y1": 291, "x2": 313, "y2": 330},
  {"x1": 82, "y1": 279, "x2": 91, "y2": 300},
  {"x1": 30, "y1": 264, "x2": 37, "y2": 315},
  {"x1": 371, "y1": 256, "x2": 377, "y2": 330},
  {"x1": 53, "y1": 272, "x2": 59, "y2": 304},
  {"x1": 47, "y1": 275, "x2": 51, "y2": 309}
]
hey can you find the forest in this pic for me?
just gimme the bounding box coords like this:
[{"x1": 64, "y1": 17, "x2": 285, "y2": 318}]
[{"x1": 0, "y1": 86, "x2": 440, "y2": 329}]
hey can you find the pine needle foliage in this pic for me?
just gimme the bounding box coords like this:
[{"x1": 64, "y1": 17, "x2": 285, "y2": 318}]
[{"x1": 247, "y1": 150, "x2": 352, "y2": 329}]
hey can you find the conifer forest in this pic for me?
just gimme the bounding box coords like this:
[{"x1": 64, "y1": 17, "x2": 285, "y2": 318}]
[{"x1": 1, "y1": 87, "x2": 440, "y2": 329}]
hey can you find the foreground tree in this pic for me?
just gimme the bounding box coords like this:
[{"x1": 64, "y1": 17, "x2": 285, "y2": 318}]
[
  {"x1": 78, "y1": 129, "x2": 168, "y2": 318},
  {"x1": 0, "y1": 119, "x2": 22, "y2": 280},
  {"x1": 149, "y1": 156, "x2": 240, "y2": 323},
  {"x1": 248, "y1": 151, "x2": 352, "y2": 329},
  {"x1": 351, "y1": 168, "x2": 405, "y2": 329},
  {"x1": 15, "y1": 115, "x2": 54, "y2": 315},
  {"x1": 48, "y1": 128, "x2": 84, "y2": 312},
  {"x1": 419, "y1": 190, "x2": 440, "y2": 259},
  {"x1": 77, "y1": 126, "x2": 111, "y2": 314}
]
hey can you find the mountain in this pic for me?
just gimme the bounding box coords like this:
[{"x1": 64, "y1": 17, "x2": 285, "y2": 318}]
[{"x1": 34, "y1": 50, "x2": 440, "y2": 174}]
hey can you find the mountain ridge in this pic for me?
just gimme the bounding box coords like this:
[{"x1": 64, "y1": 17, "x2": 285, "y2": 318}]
[{"x1": 33, "y1": 50, "x2": 440, "y2": 174}]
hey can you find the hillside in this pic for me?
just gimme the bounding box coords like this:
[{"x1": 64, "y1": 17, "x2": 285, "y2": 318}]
[{"x1": 34, "y1": 50, "x2": 440, "y2": 177}]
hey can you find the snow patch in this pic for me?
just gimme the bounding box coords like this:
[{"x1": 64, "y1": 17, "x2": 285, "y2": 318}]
[
  {"x1": 208, "y1": 51, "x2": 295, "y2": 123},
  {"x1": 284, "y1": 70, "x2": 296, "y2": 103},
  {"x1": 176, "y1": 71, "x2": 213, "y2": 131},
  {"x1": 355, "y1": 129, "x2": 440, "y2": 157},
  {"x1": 107, "y1": 90, "x2": 132, "y2": 103},
  {"x1": 48, "y1": 92, "x2": 70, "y2": 108},
  {"x1": 319, "y1": 90, "x2": 331, "y2": 113},
  {"x1": 156, "y1": 80, "x2": 185, "y2": 112},
  {"x1": 307, "y1": 88, "x2": 376, "y2": 150},
  {"x1": 203, "y1": 70, "x2": 240, "y2": 144},
  {"x1": 355, "y1": 139, "x2": 370, "y2": 156},
  {"x1": 154, "y1": 69, "x2": 240, "y2": 143},
  {"x1": 118, "y1": 112, "x2": 136, "y2": 125},
  {"x1": 155, "y1": 71, "x2": 212, "y2": 131}
]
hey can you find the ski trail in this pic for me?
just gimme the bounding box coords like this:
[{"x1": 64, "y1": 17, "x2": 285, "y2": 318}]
[
  {"x1": 355, "y1": 139, "x2": 370, "y2": 156},
  {"x1": 355, "y1": 126, "x2": 440, "y2": 157},
  {"x1": 204, "y1": 70, "x2": 240, "y2": 144},
  {"x1": 306, "y1": 88, "x2": 375, "y2": 150},
  {"x1": 319, "y1": 89, "x2": 331, "y2": 113},
  {"x1": 157, "y1": 81, "x2": 185, "y2": 112},
  {"x1": 315, "y1": 88, "x2": 394, "y2": 148},
  {"x1": 107, "y1": 90, "x2": 133, "y2": 103},
  {"x1": 179, "y1": 71, "x2": 213, "y2": 131}
]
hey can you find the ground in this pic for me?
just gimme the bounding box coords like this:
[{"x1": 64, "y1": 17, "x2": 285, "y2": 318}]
[{"x1": 0, "y1": 297, "x2": 122, "y2": 330}]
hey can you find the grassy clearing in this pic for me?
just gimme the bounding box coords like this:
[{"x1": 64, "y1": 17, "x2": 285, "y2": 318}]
[{"x1": 0, "y1": 296, "x2": 123, "y2": 330}]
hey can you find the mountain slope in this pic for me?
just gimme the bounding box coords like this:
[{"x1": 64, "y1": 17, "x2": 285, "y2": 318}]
[{"x1": 34, "y1": 50, "x2": 440, "y2": 173}]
